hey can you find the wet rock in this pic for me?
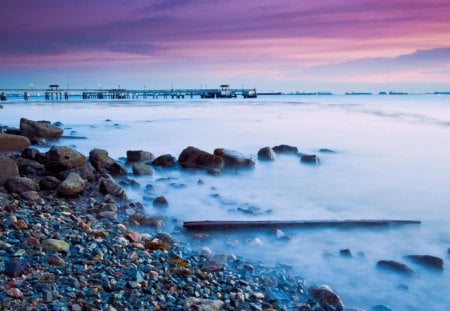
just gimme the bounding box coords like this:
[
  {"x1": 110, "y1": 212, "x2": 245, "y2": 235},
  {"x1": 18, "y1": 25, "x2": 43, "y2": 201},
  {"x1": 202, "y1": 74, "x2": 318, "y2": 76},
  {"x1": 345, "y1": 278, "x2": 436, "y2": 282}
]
[
  {"x1": 132, "y1": 162, "x2": 153, "y2": 175},
  {"x1": 4, "y1": 258, "x2": 31, "y2": 277},
  {"x1": 5, "y1": 177, "x2": 38, "y2": 194},
  {"x1": 89, "y1": 148, "x2": 126, "y2": 176},
  {"x1": 6, "y1": 288, "x2": 24, "y2": 299},
  {"x1": 377, "y1": 260, "x2": 414, "y2": 276},
  {"x1": 46, "y1": 146, "x2": 87, "y2": 172},
  {"x1": 39, "y1": 176, "x2": 61, "y2": 190},
  {"x1": 127, "y1": 150, "x2": 154, "y2": 162},
  {"x1": 47, "y1": 254, "x2": 65, "y2": 266},
  {"x1": 300, "y1": 154, "x2": 320, "y2": 164},
  {"x1": 309, "y1": 285, "x2": 344, "y2": 311},
  {"x1": 99, "y1": 175, "x2": 127, "y2": 199},
  {"x1": 20, "y1": 118, "x2": 63, "y2": 140},
  {"x1": 404, "y1": 255, "x2": 444, "y2": 271},
  {"x1": 339, "y1": 249, "x2": 353, "y2": 258},
  {"x1": 57, "y1": 172, "x2": 87, "y2": 197},
  {"x1": 59, "y1": 162, "x2": 96, "y2": 181},
  {"x1": 0, "y1": 133, "x2": 30, "y2": 152},
  {"x1": 15, "y1": 157, "x2": 46, "y2": 176},
  {"x1": 152, "y1": 154, "x2": 177, "y2": 168},
  {"x1": 179, "y1": 146, "x2": 224, "y2": 171},
  {"x1": 184, "y1": 297, "x2": 225, "y2": 311},
  {"x1": 272, "y1": 144, "x2": 299, "y2": 154},
  {"x1": 21, "y1": 190, "x2": 40, "y2": 201},
  {"x1": 319, "y1": 148, "x2": 336, "y2": 154},
  {"x1": 371, "y1": 305, "x2": 393, "y2": 311},
  {"x1": 213, "y1": 148, "x2": 255, "y2": 169},
  {"x1": 22, "y1": 147, "x2": 46, "y2": 163},
  {"x1": 0, "y1": 156, "x2": 19, "y2": 185},
  {"x1": 257, "y1": 147, "x2": 276, "y2": 161},
  {"x1": 42, "y1": 238, "x2": 70, "y2": 252},
  {"x1": 128, "y1": 214, "x2": 165, "y2": 227},
  {"x1": 153, "y1": 196, "x2": 169, "y2": 207}
]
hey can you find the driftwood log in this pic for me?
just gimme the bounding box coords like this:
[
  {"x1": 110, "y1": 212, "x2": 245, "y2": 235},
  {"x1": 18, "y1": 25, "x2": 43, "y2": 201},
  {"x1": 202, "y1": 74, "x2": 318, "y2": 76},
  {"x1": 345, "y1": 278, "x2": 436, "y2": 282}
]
[{"x1": 183, "y1": 219, "x2": 421, "y2": 231}]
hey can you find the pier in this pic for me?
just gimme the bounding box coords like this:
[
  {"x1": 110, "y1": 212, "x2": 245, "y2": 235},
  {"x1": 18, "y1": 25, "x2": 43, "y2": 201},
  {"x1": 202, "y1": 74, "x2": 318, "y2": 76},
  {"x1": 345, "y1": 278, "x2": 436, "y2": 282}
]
[{"x1": 0, "y1": 84, "x2": 258, "y2": 101}]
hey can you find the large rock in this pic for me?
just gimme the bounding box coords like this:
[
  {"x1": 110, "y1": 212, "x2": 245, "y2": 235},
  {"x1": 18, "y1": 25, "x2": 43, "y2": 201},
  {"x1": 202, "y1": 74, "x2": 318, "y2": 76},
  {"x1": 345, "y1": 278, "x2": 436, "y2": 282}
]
[
  {"x1": 184, "y1": 297, "x2": 224, "y2": 311},
  {"x1": 309, "y1": 285, "x2": 344, "y2": 311},
  {"x1": 20, "y1": 118, "x2": 63, "y2": 140},
  {"x1": 59, "y1": 162, "x2": 96, "y2": 181},
  {"x1": 89, "y1": 148, "x2": 126, "y2": 176},
  {"x1": 377, "y1": 260, "x2": 414, "y2": 276},
  {"x1": 57, "y1": 172, "x2": 87, "y2": 197},
  {"x1": 39, "y1": 176, "x2": 61, "y2": 190},
  {"x1": 152, "y1": 154, "x2": 177, "y2": 168},
  {"x1": 46, "y1": 146, "x2": 87, "y2": 172},
  {"x1": 300, "y1": 154, "x2": 320, "y2": 164},
  {"x1": 5, "y1": 177, "x2": 38, "y2": 194},
  {"x1": 257, "y1": 146, "x2": 276, "y2": 161},
  {"x1": 99, "y1": 175, "x2": 127, "y2": 199},
  {"x1": 126, "y1": 150, "x2": 154, "y2": 162},
  {"x1": 213, "y1": 148, "x2": 255, "y2": 169},
  {"x1": 404, "y1": 255, "x2": 444, "y2": 271},
  {"x1": 15, "y1": 157, "x2": 46, "y2": 176},
  {"x1": 178, "y1": 146, "x2": 224, "y2": 171},
  {"x1": 0, "y1": 133, "x2": 30, "y2": 152},
  {"x1": 273, "y1": 144, "x2": 299, "y2": 154},
  {"x1": 0, "y1": 156, "x2": 19, "y2": 185},
  {"x1": 22, "y1": 147, "x2": 46, "y2": 163},
  {"x1": 132, "y1": 163, "x2": 153, "y2": 175}
]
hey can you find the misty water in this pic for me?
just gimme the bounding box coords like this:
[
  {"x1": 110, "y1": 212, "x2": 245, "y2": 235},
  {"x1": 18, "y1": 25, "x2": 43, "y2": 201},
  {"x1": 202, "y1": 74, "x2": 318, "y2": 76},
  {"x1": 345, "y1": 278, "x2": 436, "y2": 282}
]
[{"x1": 2, "y1": 95, "x2": 450, "y2": 310}]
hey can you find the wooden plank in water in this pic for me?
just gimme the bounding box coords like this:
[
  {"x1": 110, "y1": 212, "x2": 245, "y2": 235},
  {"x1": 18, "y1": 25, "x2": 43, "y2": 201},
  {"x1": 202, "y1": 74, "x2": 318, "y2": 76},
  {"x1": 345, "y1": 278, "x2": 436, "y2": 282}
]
[{"x1": 183, "y1": 219, "x2": 421, "y2": 231}]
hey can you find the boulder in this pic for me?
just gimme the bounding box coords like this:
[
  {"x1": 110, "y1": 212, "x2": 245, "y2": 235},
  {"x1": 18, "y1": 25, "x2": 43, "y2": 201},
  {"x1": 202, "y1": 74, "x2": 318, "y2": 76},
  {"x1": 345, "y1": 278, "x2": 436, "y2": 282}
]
[
  {"x1": 0, "y1": 156, "x2": 19, "y2": 185},
  {"x1": 257, "y1": 146, "x2": 276, "y2": 161},
  {"x1": 59, "y1": 162, "x2": 96, "y2": 181},
  {"x1": 99, "y1": 175, "x2": 127, "y2": 199},
  {"x1": 178, "y1": 146, "x2": 224, "y2": 171},
  {"x1": 153, "y1": 196, "x2": 168, "y2": 207},
  {"x1": 5, "y1": 127, "x2": 22, "y2": 135},
  {"x1": 213, "y1": 148, "x2": 255, "y2": 169},
  {"x1": 184, "y1": 297, "x2": 224, "y2": 311},
  {"x1": 46, "y1": 146, "x2": 87, "y2": 172},
  {"x1": 89, "y1": 148, "x2": 126, "y2": 176},
  {"x1": 5, "y1": 177, "x2": 38, "y2": 194},
  {"x1": 15, "y1": 157, "x2": 46, "y2": 176},
  {"x1": 404, "y1": 255, "x2": 444, "y2": 271},
  {"x1": 152, "y1": 154, "x2": 177, "y2": 168},
  {"x1": 300, "y1": 154, "x2": 320, "y2": 164},
  {"x1": 57, "y1": 172, "x2": 87, "y2": 197},
  {"x1": 272, "y1": 144, "x2": 299, "y2": 154},
  {"x1": 126, "y1": 150, "x2": 154, "y2": 162},
  {"x1": 132, "y1": 163, "x2": 153, "y2": 175},
  {"x1": 377, "y1": 260, "x2": 414, "y2": 276},
  {"x1": 20, "y1": 118, "x2": 63, "y2": 140},
  {"x1": 22, "y1": 147, "x2": 46, "y2": 163},
  {"x1": 0, "y1": 133, "x2": 30, "y2": 152},
  {"x1": 309, "y1": 285, "x2": 344, "y2": 311},
  {"x1": 39, "y1": 176, "x2": 61, "y2": 190}
]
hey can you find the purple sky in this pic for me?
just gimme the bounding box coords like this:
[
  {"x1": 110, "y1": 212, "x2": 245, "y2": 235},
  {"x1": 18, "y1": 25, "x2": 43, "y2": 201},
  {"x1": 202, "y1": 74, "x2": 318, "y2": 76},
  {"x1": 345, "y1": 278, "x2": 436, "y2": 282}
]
[{"x1": 1, "y1": 0, "x2": 449, "y2": 92}]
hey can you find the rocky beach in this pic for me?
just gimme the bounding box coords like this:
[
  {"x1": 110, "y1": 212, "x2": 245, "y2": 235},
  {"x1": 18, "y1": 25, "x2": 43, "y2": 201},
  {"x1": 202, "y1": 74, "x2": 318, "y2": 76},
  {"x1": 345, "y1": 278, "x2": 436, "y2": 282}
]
[{"x1": 0, "y1": 118, "x2": 346, "y2": 310}]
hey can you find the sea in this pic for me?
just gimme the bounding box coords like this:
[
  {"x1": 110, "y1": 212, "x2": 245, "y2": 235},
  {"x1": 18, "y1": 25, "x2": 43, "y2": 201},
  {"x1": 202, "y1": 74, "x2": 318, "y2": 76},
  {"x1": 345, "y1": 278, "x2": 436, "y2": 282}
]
[{"x1": 2, "y1": 94, "x2": 450, "y2": 310}]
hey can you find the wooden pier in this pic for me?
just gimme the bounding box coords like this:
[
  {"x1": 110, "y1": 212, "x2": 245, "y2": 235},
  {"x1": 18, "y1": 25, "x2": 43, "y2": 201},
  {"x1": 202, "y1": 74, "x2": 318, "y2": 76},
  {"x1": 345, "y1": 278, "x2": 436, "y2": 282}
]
[{"x1": 0, "y1": 84, "x2": 258, "y2": 101}]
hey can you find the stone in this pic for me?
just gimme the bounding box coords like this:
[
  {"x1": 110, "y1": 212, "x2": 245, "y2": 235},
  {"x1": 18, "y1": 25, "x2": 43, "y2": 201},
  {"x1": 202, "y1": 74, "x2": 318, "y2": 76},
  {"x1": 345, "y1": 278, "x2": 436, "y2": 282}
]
[
  {"x1": 153, "y1": 196, "x2": 168, "y2": 207},
  {"x1": 12, "y1": 219, "x2": 29, "y2": 230},
  {"x1": 6, "y1": 288, "x2": 24, "y2": 299},
  {"x1": 99, "y1": 175, "x2": 127, "y2": 199},
  {"x1": 57, "y1": 172, "x2": 87, "y2": 197},
  {"x1": 42, "y1": 239, "x2": 70, "y2": 252},
  {"x1": 59, "y1": 162, "x2": 96, "y2": 181},
  {"x1": 309, "y1": 285, "x2": 344, "y2": 311},
  {"x1": 21, "y1": 147, "x2": 40, "y2": 160},
  {"x1": 5, "y1": 177, "x2": 38, "y2": 194},
  {"x1": 21, "y1": 191, "x2": 40, "y2": 201},
  {"x1": 0, "y1": 156, "x2": 19, "y2": 185},
  {"x1": 213, "y1": 148, "x2": 255, "y2": 169},
  {"x1": 47, "y1": 254, "x2": 65, "y2": 266},
  {"x1": 46, "y1": 146, "x2": 87, "y2": 172},
  {"x1": 339, "y1": 249, "x2": 353, "y2": 257},
  {"x1": 377, "y1": 260, "x2": 414, "y2": 276},
  {"x1": 371, "y1": 305, "x2": 393, "y2": 311},
  {"x1": 39, "y1": 176, "x2": 61, "y2": 190},
  {"x1": 300, "y1": 154, "x2": 320, "y2": 164},
  {"x1": 152, "y1": 154, "x2": 177, "y2": 168},
  {"x1": 127, "y1": 150, "x2": 154, "y2": 162},
  {"x1": 124, "y1": 230, "x2": 142, "y2": 243},
  {"x1": 184, "y1": 297, "x2": 225, "y2": 311},
  {"x1": 178, "y1": 146, "x2": 224, "y2": 171},
  {"x1": 257, "y1": 147, "x2": 276, "y2": 161},
  {"x1": 132, "y1": 162, "x2": 153, "y2": 175},
  {"x1": 15, "y1": 157, "x2": 46, "y2": 176},
  {"x1": 0, "y1": 133, "x2": 30, "y2": 152},
  {"x1": 272, "y1": 144, "x2": 299, "y2": 154},
  {"x1": 319, "y1": 148, "x2": 336, "y2": 153},
  {"x1": 404, "y1": 255, "x2": 444, "y2": 271},
  {"x1": 89, "y1": 148, "x2": 116, "y2": 173},
  {"x1": 20, "y1": 118, "x2": 63, "y2": 140},
  {"x1": 4, "y1": 258, "x2": 31, "y2": 277},
  {"x1": 128, "y1": 214, "x2": 165, "y2": 227}
]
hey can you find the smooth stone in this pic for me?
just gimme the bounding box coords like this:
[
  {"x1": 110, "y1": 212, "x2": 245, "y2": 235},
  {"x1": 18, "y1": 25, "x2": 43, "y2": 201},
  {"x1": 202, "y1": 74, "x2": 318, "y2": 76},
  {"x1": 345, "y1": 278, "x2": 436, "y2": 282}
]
[
  {"x1": 57, "y1": 172, "x2": 87, "y2": 197},
  {"x1": 0, "y1": 133, "x2": 30, "y2": 152},
  {"x1": 42, "y1": 238, "x2": 70, "y2": 252},
  {"x1": 4, "y1": 258, "x2": 31, "y2": 277},
  {"x1": 153, "y1": 196, "x2": 169, "y2": 207},
  {"x1": 20, "y1": 118, "x2": 63, "y2": 140},
  {"x1": 0, "y1": 156, "x2": 19, "y2": 185},
  {"x1": 404, "y1": 255, "x2": 444, "y2": 271},
  {"x1": 127, "y1": 150, "x2": 154, "y2": 162},
  {"x1": 184, "y1": 297, "x2": 225, "y2": 311},
  {"x1": 300, "y1": 154, "x2": 320, "y2": 164},
  {"x1": 132, "y1": 162, "x2": 153, "y2": 175},
  {"x1": 309, "y1": 285, "x2": 344, "y2": 311},
  {"x1": 99, "y1": 175, "x2": 127, "y2": 199},
  {"x1": 45, "y1": 146, "x2": 87, "y2": 172},
  {"x1": 178, "y1": 146, "x2": 224, "y2": 171},
  {"x1": 21, "y1": 190, "x2": 40, "y2": 201},
  {"x1": 377, "y1": 260, "x2": 414, "y2": 276},
  {"x1": 272, "y1": 144, "x2": 299, "y2": 154},
  {"x1": 213, "y1": 148, "x2": 255, "y2": 169},
  {"x1": 319, "y1": 148, "x2": 336, "y2": 153},
  {"x1": 89, "y1": 148, "x2": 125, "y2": 175},
  {"x1": 257, "y1": 146, "x2": 276, "y2": 161},
  {"x1": 39, "y1": 176, "x2": 61, "y2": 190},
  {"x1": 47, "y1": 254, "x2": 65, "y2": 266},
  {"x1": 152, "y1": 154, "x2": 177, "y2": 168},
  {"x1": 339, "y1": 249, "x2": 353, "y2": 257},
  {"x1": 5, "y1": 176, "x2": 38, "y2": 194}
]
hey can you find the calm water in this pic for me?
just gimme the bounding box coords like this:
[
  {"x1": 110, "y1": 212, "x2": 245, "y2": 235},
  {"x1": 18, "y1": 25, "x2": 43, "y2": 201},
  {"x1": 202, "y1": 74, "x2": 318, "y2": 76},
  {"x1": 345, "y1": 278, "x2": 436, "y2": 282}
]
[{"x1": 2, "y1": 95, "x2": 450, "y2": 310}]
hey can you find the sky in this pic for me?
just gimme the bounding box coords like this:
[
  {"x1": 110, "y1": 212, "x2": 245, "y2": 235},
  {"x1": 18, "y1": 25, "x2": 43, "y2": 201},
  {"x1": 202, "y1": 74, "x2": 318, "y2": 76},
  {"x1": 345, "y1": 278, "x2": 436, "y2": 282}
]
[{"x1": 0, "y1": 0, "x2": 449, "y2": 93}]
